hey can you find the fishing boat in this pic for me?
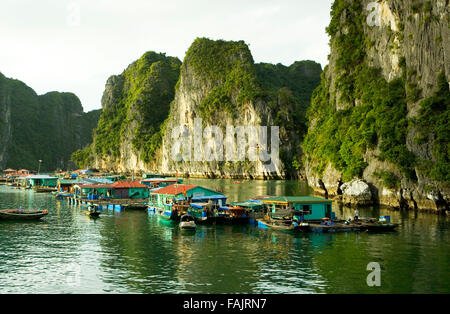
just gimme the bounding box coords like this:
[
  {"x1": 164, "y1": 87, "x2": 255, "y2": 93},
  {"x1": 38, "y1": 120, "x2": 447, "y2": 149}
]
[
  {"x1": 0, "y1": 209, "x2": 49, "y2": 221},
  {"x1": 305, "y1": 219, "x2": 361, "y2": 233},
  {"x1": 188, "y1": 203, "x2": 217, "y2": 224},
  {"x1": 257, "y1": 209, "x2": 311, "y2": 233},
  {"x1": 345, "y1": 218, "x2": 399, "y2": 232},
  {"x1": 84, "y1": 205, "x2": 100, "y2": 218},
  {"x1": 179, "y1": 214, "x2": 196, "y2": 230},
  {"x1": 215, "y1": 205, "x2": 249, "y2": 224}
]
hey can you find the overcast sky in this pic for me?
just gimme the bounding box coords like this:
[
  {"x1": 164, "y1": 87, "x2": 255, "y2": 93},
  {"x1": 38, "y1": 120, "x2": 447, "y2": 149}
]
[{"x1": 0, "y1": 0, "x2": 334, "y2": 112}]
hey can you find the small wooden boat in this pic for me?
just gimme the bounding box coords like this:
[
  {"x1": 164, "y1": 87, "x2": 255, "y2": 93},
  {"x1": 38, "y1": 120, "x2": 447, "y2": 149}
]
[
  {"x1": 85, "y1": 205, "x2": 100, "y2": 218},
  {"x1": 0, "y1": 209, "x2": 49, "y2": 221},
  {"x1": 351, "y1": 220, "x2": 399, "y2": 232},
  {"x1": 180, "y1": 214, "x2": 196, "y2": 230},
  {"x1": 307, "y1": 221, "x2": 361, "y2": 233},
  {"x1": 257, "y1": 218, "x2": 309, "y2": 233}
]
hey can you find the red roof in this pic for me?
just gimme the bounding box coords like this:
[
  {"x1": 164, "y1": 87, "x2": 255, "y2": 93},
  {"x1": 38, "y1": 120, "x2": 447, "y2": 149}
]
[
  {"x1": 111, "y1": 181, "x2": 148, "y2": 189},
  {"x1": 79, "y1": 184, "x2": 112, "y2": 189},
  {"x1": 152, "y1": 185, "x2": 198, "y2": 195},
  {"x1": 142, "y1": 179, "x2": 178, "y2": 183}
]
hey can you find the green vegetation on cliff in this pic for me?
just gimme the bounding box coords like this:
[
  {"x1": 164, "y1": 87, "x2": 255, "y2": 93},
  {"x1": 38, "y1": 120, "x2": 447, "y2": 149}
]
[
  {"x1": 413, "y1": 72, "x2": 450, "y2": 182},
  {"x1": 91, "y1": 52, "x2": 181, "y2": 163},
  {"x1": 183, "y1": 38, "x2": 322, "y2": 174},
  {"x1": 303, "y1": 0, "x2": 413, "y2": 182},
  {"x1": 303, "y1": 0, "x2": 448, "y2": 185},
  {"x1": 83, "y1": 38, "x2": 322, "y2": 175},
  {"x1": 185, "y1": 39, "x2": 260, "y2": 118}
]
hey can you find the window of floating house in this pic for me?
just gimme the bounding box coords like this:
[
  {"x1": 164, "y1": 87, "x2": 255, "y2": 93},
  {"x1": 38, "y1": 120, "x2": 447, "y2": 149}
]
[{"x1": 302, "y1": 204, "x2": 312, "y2": 214}]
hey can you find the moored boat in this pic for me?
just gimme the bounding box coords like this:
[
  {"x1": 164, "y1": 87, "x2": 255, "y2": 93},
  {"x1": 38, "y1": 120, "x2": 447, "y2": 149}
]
[
  {"x1": 84, "y1": 205, "x2": 100, "y2": 218},
  {"x1": 0, "y1": 209, "x2": 49, "y2": 221},
  {"x1": 180, "y1": 214, "x2": 196, "y2": 230},
  {"x1": 257, "y1": 217, "x2": 310, "y2": 233}
]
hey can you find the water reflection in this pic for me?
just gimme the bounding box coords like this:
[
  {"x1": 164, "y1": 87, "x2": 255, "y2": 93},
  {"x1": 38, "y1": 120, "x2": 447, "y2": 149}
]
[{"x1": 0, "y1": 185, "x2": 449, "y2": 294}]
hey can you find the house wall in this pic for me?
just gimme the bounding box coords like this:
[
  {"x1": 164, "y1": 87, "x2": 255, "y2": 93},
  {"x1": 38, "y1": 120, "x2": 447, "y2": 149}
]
[
  {"x1": 294, "y1": 203, "x2": 332, "y2": 220},
  {"x1": 129, "y1": 188, "x2": 148, "y2": 198}
]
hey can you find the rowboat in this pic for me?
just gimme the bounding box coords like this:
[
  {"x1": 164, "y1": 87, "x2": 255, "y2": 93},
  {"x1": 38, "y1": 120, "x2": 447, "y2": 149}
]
[{"x1": 0, "y1": 209, "x2": 49, "y2": 221}]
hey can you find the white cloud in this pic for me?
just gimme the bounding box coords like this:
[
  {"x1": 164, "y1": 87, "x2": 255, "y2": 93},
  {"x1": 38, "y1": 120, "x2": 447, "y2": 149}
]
[{"x1": 0, "y1": 0, "x2": 333, "y2": 112}]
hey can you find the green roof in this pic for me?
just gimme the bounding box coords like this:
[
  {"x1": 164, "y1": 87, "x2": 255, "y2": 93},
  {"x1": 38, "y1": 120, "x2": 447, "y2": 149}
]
[
  {"x1": 232, "y1": 201, "x2": 264, "y2": 208},
  {"x1": 262, "y1": 196, "x2": 332, "y2": 204}
]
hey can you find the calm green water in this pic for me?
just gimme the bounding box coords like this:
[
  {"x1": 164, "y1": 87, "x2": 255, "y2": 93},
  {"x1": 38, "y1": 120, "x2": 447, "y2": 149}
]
[{"x1": 0, "y1": 181, "x2": 449, "y2": 294}]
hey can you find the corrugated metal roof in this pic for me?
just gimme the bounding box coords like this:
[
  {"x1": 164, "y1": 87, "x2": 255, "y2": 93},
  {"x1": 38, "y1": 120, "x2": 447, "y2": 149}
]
[{"x1": 79, "y1": 184, "x2": 112, "y2": 189}]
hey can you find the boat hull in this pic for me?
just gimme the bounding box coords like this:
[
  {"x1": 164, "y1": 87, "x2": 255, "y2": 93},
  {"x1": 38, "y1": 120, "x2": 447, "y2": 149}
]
[
  {"x1": 256, "y1": 219, "x2": 309, "y2": 233},
  {"x1": 180, "y1": 221, "x2": 196, "y2": 230},
  {"x1": 0, "y1": 209, "x2": 48, "y2": 221}
]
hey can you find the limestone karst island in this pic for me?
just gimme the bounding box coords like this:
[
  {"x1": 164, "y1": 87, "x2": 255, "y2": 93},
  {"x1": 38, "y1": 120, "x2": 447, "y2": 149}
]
[{"x1": 0, "y1": 0, "x2": 449, "y2": 298}]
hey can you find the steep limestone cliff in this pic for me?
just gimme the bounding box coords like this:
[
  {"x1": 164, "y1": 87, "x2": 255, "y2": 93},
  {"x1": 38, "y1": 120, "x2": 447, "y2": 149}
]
[
  {"x1": 155, "y1": 38, "x2": 321, "y2": 179},
  {"x1": 82, "y1": 52, "x2": 181, "y2": 172},
  {"x1": 303, "y1": 0, "x2": 449, "y2": 212},
  {"x1": 0, "y1": 72, "x2": 100, "y2": 171},
  {"x1": 83, "y1": 39, "x2": 322, "y2": 178}
]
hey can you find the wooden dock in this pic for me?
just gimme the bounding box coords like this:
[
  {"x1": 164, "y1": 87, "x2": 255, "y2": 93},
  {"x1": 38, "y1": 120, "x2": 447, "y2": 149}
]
[{"x1": 67, "y1": 197, "x2": 148, "y2": 211}]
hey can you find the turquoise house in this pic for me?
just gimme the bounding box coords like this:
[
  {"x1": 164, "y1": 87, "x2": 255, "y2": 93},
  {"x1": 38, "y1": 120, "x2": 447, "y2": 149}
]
[
  {"x1": 262, "y1": 196, "x2": 333, "y2": 221},
  {"x1": 26, "y1": 175, "x2": 57, "y2": 187},
  {"x1": 77, "y1": 184, "x2": 113, "y2": 199},
  {"x1": 77, "y1": 181, "x2": 149, "y2": 200}
]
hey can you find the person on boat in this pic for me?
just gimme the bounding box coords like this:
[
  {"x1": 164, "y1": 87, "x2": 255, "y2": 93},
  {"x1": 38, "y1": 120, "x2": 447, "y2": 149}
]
[
  {"x1": 354, "y1": 209, "x2": 360, "y2": 221},
  {"x1": 19, "y1": 206, "x2": 22, "y2": 212}
]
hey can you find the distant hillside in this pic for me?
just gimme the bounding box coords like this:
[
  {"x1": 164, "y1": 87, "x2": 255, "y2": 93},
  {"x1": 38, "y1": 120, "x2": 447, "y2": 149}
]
[{"x1": 0, "y1": 72, "x2": 101, "y2": 171}]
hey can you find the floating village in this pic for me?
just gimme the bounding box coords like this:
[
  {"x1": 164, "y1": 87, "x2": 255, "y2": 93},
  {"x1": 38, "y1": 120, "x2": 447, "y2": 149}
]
[{"x1": 0, "y1": 168, "x2": 398, "y2": 233}]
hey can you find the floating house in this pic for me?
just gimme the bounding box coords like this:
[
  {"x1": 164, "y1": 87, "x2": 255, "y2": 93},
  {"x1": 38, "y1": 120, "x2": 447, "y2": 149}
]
[
  {"x1": 15, "y1": 175, "x2": 32, "y2": 188},
  {"x1": 149, "y1": 185, "x2": 227, "y2": 220},
  {"x1": 26, "y1": 175, "x2": 58, "y2": 187},
  {"x1": 57, "y1": 179, "x2": 80, "y2": 193},
  {"x1": 77, "y1": 180, "x2": 149, "y2": 200},
  {"x1": 111, "y1": 181, "x2": 149, "y2": 199},
  {"x1": 150, "y1": 185, "x2": 227, "y2": 207},
  {"x1": 76, "y1": 184, "x2": 113, "y2": 199},
  {"x1": 261, "y1": 196, "x2": 334, "y2": 221}
]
